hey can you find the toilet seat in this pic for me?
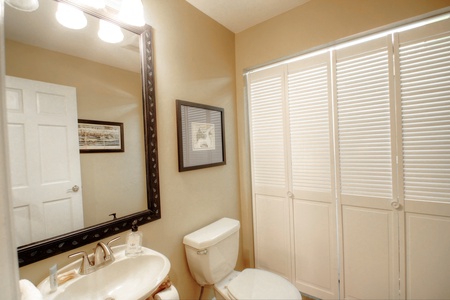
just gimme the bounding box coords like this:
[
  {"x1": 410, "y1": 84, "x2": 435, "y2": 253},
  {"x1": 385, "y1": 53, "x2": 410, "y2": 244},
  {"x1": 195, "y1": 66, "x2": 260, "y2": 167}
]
[{"x1": 226, "y1": 269, "x2": 301, "y2": 300}]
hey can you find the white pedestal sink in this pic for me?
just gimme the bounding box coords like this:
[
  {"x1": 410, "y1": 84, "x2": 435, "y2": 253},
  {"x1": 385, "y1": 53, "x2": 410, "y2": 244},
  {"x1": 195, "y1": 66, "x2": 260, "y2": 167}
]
[{"x1": 38, "y1": 245, "x2": 171, "y2": 300}]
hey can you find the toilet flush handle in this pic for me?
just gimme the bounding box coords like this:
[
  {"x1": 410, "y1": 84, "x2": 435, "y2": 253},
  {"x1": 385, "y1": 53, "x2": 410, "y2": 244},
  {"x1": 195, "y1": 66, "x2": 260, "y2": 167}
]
[{"x1": 197, "y1": 249, "x2": 208, "y2": 255}]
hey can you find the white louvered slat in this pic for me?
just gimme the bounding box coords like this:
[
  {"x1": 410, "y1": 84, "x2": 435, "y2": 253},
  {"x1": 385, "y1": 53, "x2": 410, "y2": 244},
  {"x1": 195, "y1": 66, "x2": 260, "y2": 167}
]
[
  {"x1": 336, "y1": 42, "x2": 394, "y2": 199},
  {"x1": 288, "y1": 62, "x2": 332, "y2": 192},
  {"x1": 249, "y1": 71, "x2": 286, "y2": 189},
  {"x1": 399, "y1": 32, "x2": 450, "y2": 203}
]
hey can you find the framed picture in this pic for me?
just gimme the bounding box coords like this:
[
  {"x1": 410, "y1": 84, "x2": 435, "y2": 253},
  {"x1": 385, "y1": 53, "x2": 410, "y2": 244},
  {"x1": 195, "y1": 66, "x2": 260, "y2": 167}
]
[
  {"x1": 176, "y1": 100, "x2": 226, "y2": 171},
  {"x1": 78, "y1": 119, "x2": 124, "y2": 153}
]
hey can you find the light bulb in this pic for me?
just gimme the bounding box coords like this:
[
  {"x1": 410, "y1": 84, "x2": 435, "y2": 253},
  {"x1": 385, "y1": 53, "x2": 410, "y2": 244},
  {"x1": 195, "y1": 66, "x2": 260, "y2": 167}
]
[
  {"x1": 56, "y1": 3, "x2": 87, "y2": 30},
  {"x1": 5, "y1": 0, "x2": 39, "y2": 12},
  {"x1": 98, "y1": 20, "x2": 124, "y2": 44},
  {"x1": 118, "y1": 0, "x2": 145, "y2": 27}
]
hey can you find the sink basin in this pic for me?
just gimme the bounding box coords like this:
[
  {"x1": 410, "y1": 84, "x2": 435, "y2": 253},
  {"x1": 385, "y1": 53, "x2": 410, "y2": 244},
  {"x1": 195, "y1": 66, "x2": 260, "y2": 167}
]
[{"x1": 38, "y1": 245, "x2": 171, "y2": 300}]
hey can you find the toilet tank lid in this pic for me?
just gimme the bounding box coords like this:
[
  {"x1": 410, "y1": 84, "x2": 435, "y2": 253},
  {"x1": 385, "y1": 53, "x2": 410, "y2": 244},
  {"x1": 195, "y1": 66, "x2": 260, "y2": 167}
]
[{"x1": 183, "y1": 218, "x2": 240, "y2": 250}]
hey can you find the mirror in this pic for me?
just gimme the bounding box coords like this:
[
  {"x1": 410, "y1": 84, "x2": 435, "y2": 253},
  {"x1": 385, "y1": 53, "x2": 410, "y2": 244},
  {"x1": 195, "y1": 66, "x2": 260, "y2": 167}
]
[{"x1": 4, "y1": 0, "x2": 160, "y2": 266}]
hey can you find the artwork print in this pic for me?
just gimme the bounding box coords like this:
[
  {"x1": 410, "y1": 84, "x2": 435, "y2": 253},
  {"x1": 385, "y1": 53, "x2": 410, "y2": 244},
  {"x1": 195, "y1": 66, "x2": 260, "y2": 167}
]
[{"x1": 191, "y1": 122, "x2": 216, "y2": 151}]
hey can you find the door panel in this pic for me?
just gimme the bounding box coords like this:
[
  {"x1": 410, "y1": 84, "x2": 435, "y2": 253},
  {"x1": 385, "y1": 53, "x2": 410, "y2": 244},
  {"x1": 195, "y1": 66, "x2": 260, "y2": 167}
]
[
  {"x1": 7, "y1": 123, "x2": 28, "y2": 188},
  {"x1": 342, "y1": 206, "x2": 398, "y2": 299},
  {"x1": 293, "y1": 199, "x2": 337, "y2": 299},
  {"x1": 249, "y1": 66, "x2": 292, "y2": 280},
  {"x1": 43, "y1": 198, "x2": 75, "y2": 237},
  {"x1": 334, "y1": 36, "x2": 401, "y2": 299},
  {"x1": 6, "y1": 76, "x2": 83, "y2": 245},
  {"x1": 395, "y1": 18, "x2": 450, "y2": 300},
  {"x1": 288, "y1": 54, "x2": 339, "y2": 299},
  {"x1": 254, "y1": 194, "x2": 292, "y2": 280},
  {"x1": 406, "y1": 213, "x2": 450, "y2": 299},
  {"x1": 39, "y1": 125, "x2": 70, "y2": 182}
]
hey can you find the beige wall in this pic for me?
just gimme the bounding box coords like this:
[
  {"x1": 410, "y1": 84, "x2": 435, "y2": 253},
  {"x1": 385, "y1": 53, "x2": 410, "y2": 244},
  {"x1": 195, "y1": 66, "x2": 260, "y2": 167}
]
[
  {"x1": 235, "y1": 0, "x2": 450, "y2": 279},
  {"x1": 6, "y1": 39, "x2": 147, "y2": 228},
  {"x1": 17, "y1": 0, "x2": 238, "y2": 299}
]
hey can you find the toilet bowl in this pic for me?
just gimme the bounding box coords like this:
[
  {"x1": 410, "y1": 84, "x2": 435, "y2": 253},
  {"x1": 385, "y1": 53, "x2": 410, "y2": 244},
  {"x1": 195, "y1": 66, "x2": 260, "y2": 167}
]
[
  {"x1": 214, "y1": 269, "x2": 301, "y2": 300},
  {"x1": 183, "y1": 218, "x2": 302, "y2": 300}
]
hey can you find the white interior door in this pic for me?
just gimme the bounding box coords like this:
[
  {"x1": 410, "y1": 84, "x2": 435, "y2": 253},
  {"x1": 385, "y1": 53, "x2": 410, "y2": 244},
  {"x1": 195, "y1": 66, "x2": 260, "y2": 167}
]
[
  {"x1": 395, "y1": 18, "x2": 450, "y2": 299},
  {"x1": 334, "y1": 36, "x2": 401, "y2": 299},
  {"x1": 6, "y1": 76, "x2": 83, "y2": 246},
  {"x1": 248, "y1": 66, "x2": 293, "y2": 281},
  {"x1": 287, "y1": 53, "x2": 339, "y2": 299}
]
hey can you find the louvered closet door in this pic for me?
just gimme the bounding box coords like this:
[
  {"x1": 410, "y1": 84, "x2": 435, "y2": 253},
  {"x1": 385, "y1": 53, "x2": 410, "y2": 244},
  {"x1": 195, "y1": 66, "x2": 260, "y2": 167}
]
[
  {"x1": 287, "y1": 54, "x2": 338, "y2": 299},
  {"x1": 334, "y1": 36, "x2": 401, "y2": 299},
  {"x1": 395, "y1": 18, "x2": 450, "y2": 299},
  {"x1": 248, "y1": 66, "x2": 292, "y2": 280}
]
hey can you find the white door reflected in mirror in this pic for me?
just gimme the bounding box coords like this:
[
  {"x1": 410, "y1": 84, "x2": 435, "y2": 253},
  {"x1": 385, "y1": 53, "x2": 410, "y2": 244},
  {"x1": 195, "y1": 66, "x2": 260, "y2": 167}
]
[{"x1": 6, "y1": 76, "x2": 84, "y2": 246}]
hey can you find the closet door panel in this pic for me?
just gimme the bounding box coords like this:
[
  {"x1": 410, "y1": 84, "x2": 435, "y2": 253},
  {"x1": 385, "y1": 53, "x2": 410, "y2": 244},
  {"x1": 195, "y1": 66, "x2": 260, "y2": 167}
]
[
  {"x1": 288, "y1": 54, "x2": 338, "y2": 299},
  {"x1": 293, "y1": 199, "x2": 336, "y2": 299},
  {"x1": 396, "y1": 18, "x2": 450, "y2": 300},
  {"x1": 334, "y1": 36, "x2": 401, "y2": 299},
  {"x1": 254, "y1": 194, "x2": 292, "y2": 280},
  {"x1": 248, "y1": 66, "x2": 288, "y2": 197},
  {"x1": 248, "y1": 66, "x2": 292, "y2": 280},
  {"x1": 335, "y1": 37, "x2": 397, "y2": 206},
  {"x1": 287, "y1": 55, "x2": 334, "y2": 200},
  {"x1": 342, "y1": 206, "x2": 397, "y2": 299},
  {"x1": 406, "y1": 214, "x2": 450, "y2": 299}
]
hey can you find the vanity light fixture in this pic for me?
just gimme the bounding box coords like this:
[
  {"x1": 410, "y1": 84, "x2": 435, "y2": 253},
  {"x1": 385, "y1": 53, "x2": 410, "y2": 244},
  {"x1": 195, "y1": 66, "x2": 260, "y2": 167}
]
[
  {"x1": 75, "y1": 0, "x2": 106, "y2": 9},
  {"x1": 56, "y1": 2, "x2": 87, "y2": 29},
  {"x1": 98, "y1": 19, "x2": 124, "y2": 43},
  {"x1": 118, "y1": 0, "x2": 145, "y2": 27},
  {"x1": 5, "y1": 0, "x2": 39, "y2": 12}
]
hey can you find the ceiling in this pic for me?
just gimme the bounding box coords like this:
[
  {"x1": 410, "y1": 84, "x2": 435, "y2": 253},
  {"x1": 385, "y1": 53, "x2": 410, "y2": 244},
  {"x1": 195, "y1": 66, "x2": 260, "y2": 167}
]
[
  {"x1": 186, "y1": 0, "x2": 310, "y2": 33},
  {"x1": 4, "y1": 0, "x2": 310, "y2": 71}
]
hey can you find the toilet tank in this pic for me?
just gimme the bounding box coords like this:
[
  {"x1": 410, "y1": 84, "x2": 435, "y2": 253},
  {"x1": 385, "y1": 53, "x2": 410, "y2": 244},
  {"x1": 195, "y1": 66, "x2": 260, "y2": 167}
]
[{"x1": 183, "y1": 218, "x2": 240, "y2": 286}]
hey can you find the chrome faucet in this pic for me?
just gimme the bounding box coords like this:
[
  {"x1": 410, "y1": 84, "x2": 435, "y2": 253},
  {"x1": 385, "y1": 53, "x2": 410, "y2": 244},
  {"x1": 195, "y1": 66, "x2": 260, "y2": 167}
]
[{"x1": 68, "y1": 236, "x2": 121, "y2": 275}]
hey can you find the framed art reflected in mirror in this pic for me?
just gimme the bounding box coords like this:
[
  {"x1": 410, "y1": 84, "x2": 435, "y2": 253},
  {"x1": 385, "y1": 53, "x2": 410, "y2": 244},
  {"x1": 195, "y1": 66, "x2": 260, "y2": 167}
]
[{"x1": 78, "y1": 119, "x2": 125, "y2": 153}]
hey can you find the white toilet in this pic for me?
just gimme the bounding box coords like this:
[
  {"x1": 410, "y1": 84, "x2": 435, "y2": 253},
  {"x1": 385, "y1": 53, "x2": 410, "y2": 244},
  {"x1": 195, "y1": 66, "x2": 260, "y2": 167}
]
[{"x1": 183, "y1": 218, "x2": 302, "y2": 300}]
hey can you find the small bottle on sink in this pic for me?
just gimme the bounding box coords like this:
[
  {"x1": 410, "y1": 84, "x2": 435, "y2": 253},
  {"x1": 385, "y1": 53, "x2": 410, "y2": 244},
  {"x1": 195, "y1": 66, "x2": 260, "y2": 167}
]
[{"x1": 125, "y1": 220, "x2": 143, "y2": 256}]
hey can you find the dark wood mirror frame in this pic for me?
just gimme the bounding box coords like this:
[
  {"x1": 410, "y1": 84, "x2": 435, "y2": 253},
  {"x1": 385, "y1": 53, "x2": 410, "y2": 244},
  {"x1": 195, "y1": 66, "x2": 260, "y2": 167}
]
[{"x1": 16, "y1": 0, "x2": 160, "y2": 267}]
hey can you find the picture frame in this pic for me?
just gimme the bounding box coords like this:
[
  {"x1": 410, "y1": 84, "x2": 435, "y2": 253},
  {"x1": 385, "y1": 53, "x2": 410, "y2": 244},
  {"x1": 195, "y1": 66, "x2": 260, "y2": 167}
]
[
  {"x1": 176, "y1": 100, "x2": 226, "y2": 171},
  {"x1": 78, "y1": 119, "x2": 124, "y2": 153}
]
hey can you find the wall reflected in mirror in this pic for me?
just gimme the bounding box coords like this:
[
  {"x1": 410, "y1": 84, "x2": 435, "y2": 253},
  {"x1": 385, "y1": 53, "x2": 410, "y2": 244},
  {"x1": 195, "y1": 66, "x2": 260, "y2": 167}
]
[{"x1": 5, "y1": 0, "x2": 148, "y2": 247}]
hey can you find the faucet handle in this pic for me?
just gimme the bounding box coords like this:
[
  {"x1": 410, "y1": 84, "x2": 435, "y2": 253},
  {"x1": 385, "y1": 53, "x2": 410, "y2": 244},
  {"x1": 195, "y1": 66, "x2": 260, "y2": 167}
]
[
  {"x1": 107, "y1": 236, "x2": 121, "y2": 249},
  {"x1": 68, "y1": 251, "x2": 94, "y2": 275},
  {"x1": 68, "y1": 250, "x2": 92, "y2": 264}
]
